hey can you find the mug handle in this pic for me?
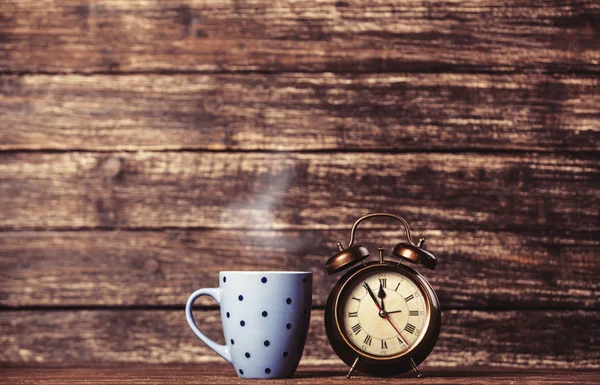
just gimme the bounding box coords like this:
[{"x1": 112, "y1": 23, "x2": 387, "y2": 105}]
[{"x1": 185, "y1": 288, "x2": 232, "y2": 363}]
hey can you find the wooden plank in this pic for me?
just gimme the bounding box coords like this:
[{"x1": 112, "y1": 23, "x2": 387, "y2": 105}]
[
  {"x1": 1, "y1": 1, "x2": 599, "y2": 73},
  {"x1": 1, "y1": 74, "x2": 598, "y2": 151},
  {"x1": 0, "y1": 152, "x2": 597, "y2": 232},
  {"x1": 0, "y1": 230, "x2": 597, "y2": 309},
  {"x1": 0, "y1": 310, "x2": 598, "y2": 368},
  {"x1": 1, "y1": 366, "x2": 599, "y2": 385}
]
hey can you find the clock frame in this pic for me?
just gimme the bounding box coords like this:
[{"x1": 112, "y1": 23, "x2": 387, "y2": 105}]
[{"x1": 325, "y1": 261, "x2": 441, "y2": 377}]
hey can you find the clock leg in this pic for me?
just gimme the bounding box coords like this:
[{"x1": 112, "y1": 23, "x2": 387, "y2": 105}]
[
  {"x1": 409, "y1": 358, "x2": 423, "y2": 378},
  {"x1": 346, "y1": 357, "x2": 360, "y2": 379}
]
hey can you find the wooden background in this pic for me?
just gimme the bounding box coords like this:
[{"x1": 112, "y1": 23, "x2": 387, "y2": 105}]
[{"x1": 0, "y1": 0, "x2": 599, "y2": 371}]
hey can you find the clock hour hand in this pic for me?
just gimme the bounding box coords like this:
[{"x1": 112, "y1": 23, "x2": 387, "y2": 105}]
[
  {"x1": 385, "y1": 309, "x2": 402, "y2": 314},
  {"x1": 377, "y1": 281, "x2": 386, "y2": 312}
]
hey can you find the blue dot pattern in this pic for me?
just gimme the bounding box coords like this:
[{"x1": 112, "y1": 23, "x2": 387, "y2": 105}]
[{"x1": 221, "y1": 273, "x2": 312, "y2": 378}]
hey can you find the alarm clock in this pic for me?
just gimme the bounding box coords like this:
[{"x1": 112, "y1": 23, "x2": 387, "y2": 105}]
[{"x1": 324, "y1": 213, "x2": 441, "y2": 378}]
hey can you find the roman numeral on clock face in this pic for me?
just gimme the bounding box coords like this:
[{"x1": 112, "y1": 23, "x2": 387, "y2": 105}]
[
  {"x1": 363, "y1": 335, "x2": 372, "y2": 346},
  {"x1": 379, "y1": 278, "x2": 387, "y2": 288},
  {"x1": 348, "y1": 311, "x2": 358, "y2": 317},
  {"x1": 395, "y1": 282, "x2": 401, "y2": 291},
  {"x1": 351, "y1": 323, "x2": 362, "y2": 335},
  {"x1": 381, "y1": 339, "x2": 388, "y2": 349},
  {"x1": 405, "y1": 294, "x2": 414, "y2": 302},
  {"x1": 409, "y1": 310, "x2": 419, "y2": 317},
  {"x1": 351, "y1": 295, "x2": 361, "y2": 302},
  {"x1": 404, "y1": 323, "x2": 416, "y2": 334}
]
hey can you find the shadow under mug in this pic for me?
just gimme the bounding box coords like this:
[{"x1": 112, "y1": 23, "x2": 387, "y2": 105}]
[{"x1": 186, "y1": 271, "x2": 313, "y2": 379}]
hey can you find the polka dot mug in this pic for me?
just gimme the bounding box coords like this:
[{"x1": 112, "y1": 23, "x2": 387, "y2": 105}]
[{"x1": 185, "y1": 271, "x2": 313, "y2": 378}]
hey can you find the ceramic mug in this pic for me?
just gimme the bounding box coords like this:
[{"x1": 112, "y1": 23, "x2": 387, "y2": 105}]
[{"x1": 185, "y1": 271, "x2": 313, "y2": 378}]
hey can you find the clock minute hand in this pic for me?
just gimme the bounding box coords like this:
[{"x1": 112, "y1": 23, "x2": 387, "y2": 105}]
[{"x1": 362, "y1": 282, "x2": 380, "y2": 307}]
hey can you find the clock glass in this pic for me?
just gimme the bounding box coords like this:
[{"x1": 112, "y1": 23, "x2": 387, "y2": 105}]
[{"x1": 337, "y1": 269, "x2": 430, "y2": 358}]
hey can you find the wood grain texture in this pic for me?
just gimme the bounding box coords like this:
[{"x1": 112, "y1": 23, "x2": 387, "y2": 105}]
[
  {"x1": 1, "y1": 74, "x2": 598, "y2": 151},
  {"x1": 1, "y1": 0, "x2": 599, "y2": 73},
  {"x1": 0, "y1": 152, "x2": 597, "y2": 232},
  {"x1": 1, "y1": 366, "x2": 599, "y2": 385},
  {"x1": 0, "y1": 310, "x2": 598, "y2": 368},
  {"x1": 0, "y1": 230, "x2": 597, "y2": 309}
]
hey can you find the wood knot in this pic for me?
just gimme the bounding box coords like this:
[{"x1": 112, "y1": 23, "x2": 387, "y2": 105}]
[
  {"x1": 143, "y1": 258, "x2": 161, "y2": 274},
  {"x1": 102, "y1": 157, "x2": 123, "y2": 179}
]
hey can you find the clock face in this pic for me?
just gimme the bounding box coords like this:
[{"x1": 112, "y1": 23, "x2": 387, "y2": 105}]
[{"x1": 336, "y1": 269, "x2": 430, "y2": 358}]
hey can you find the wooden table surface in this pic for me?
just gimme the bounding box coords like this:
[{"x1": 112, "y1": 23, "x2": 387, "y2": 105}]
[{"x1": 1, "y1": 364, "x2": 598, "y2": 385}]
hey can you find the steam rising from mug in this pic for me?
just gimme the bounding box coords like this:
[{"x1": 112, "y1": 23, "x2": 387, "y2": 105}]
[
  {"x1": 219, "y1": 154, "x2": 295, "y2": 230},
  {"x1": 215, "y1": 155, "x2": 323, "y2": 268}
]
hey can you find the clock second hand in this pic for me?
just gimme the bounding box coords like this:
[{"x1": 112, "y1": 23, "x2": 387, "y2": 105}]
[
  {"x1": 382, "y1": 312, "x2": 409, "y2": 345},
  {"x1": 363, "y1": 282, "x2": 409, "y2": 345}
]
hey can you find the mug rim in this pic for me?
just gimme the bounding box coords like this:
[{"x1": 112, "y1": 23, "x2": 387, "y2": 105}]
[{"x1": 219, "y1": 271, "x2": 312, "y2": 275}]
